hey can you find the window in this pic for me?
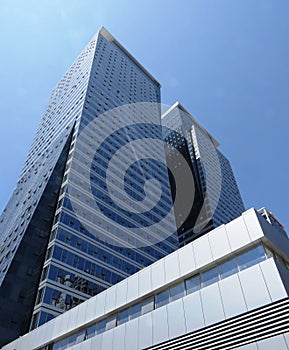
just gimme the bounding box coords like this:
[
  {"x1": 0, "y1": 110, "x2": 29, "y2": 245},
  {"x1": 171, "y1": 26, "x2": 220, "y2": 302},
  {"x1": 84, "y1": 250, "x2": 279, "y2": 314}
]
[
  {"x1": 170, "y1": 282, "x2": 185, "y2": 302},
  {"x1": 185, "y1": 274, "x2": 200, "y2": 294},
  {"x1": 201, "y1": 267, "x2": 219, "y2": 288},
  {"x1": 141, "y1": 297, "x2": 154, "y2": 315},
  {"x1": 129, "y1": 303, "x2": 141, "y2": 320},
  {"x1": 238, "y1": 245, "x2": 266, "y2": 271},
  {"x1": 219, "y1": 257, "x2": 238, "y2": 279},
  {"x1": 156, "y1": 289, "x2": 169, "y2": 308}
]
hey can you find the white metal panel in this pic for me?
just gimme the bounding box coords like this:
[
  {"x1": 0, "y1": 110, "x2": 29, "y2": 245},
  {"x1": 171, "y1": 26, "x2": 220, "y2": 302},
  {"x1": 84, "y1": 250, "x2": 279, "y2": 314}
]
[
  {"x1": 208, "y1": 225, "x2": 231, "y2": 260},
  {"x1": 257, "y1": 334, "x2": 288, "y2": 349},
  {"x1": 53, "y1": 310, "x2": 70, "y2": 337},
  {"x1": 80, "y1": 338, "x2": 92, "y2": 350},
  {"x1": 164, "y1": 252, "x2": 180, "y2": 283},
  {"x1": 226, "y1": 216, "x2": 251, "y2": 251},
  {"x1": 283, "y1": 332, "x2": 289, "y2": 348},
  {"x1": 219, "y1": 274, "x2": 247, "y2": 318},
  {"x1": 242, "y1": 209, "x2": 264, "y2": 241},
  {"x1": 90, "y1": 334, "x2": 103, "y2": 349},
  {"x1": 178, "y1": 243, "x2": 195, "y2": 277},
  {"x1": 84, "y1": 294, "x2": 98, "y2": 324},
  {"x1": 151, "y1": 260, "x2": 165, "y2": 290},
  {"x1": 94, "y1": 290, "x2": 106, "y2": 319},
  {"x1": 102, "y1": 328, "x2": 114, "y2": 350},
  {"x1": 239, "y1": 265, "x2": 271, "y2": 310},
  {"x1": 138, "y1": 313, "x2": 153, "y2": 349},
  {"x1": 194, "y1": 235, "x2": 213, "y2": 269},
  {"x1": 260, "y1": 259, "x2": 287, "y2": 301},
  {"x1": 115, "y1": 279, "x2": 128, "y2": 309},
  {"x1": 152, "y1": 307, "x2": 169, "y2": 345},
  {"x1": 74, "y1": 300, "x2": 89, "y2": 330},
  {"x1": 201, "y1": 283, "x2": 225, "y2": 326},
  {"x1": 127, "y1": 272, "x2": 139, "y2": 303},
  {"x1": 138, "y1": 266, "x2": 152, "y2": 296},
  {"x1": 125, "y1": 318, "x2": 138, "y2": 350},
  {"x1": 183, "y1": 291, "x2": 205, "y2": 332},
  {"x1": 104, "y1": 285, "x2": 117, "y2": 313},
  {"x1": 167, "y1": 299, "x2": 186, "y2": 339},
  {"x1": 112, "y1": 325, "x2": 126, "y2": 350}
]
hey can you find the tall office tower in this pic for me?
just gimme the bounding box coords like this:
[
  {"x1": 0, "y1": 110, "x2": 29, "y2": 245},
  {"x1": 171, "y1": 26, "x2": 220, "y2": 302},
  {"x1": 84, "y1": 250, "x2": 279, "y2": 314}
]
[
  {"x1": 162, "y1": 102, "x2": 245, "y2": 246},
  {"x1": 0, "y1": 27, "x2": 178, "y2": 346}
]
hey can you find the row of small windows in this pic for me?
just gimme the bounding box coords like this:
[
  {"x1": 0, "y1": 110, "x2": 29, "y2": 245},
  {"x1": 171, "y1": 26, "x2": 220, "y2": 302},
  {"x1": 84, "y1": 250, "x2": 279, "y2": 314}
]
[{"x1": 48, "y1": 243, "x2": 276, "y2": 350}]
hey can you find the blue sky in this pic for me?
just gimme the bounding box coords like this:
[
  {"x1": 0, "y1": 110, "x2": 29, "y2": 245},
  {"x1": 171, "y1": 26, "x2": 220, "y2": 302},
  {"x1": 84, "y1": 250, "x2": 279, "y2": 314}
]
[{"x1": 0, "y1": 0, "x2": 288, "y2": 230}]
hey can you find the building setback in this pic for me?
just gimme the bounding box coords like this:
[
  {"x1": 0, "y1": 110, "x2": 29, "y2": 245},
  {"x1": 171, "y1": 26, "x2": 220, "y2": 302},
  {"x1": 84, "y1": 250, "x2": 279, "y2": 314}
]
[{"x1": 2, "y1": 208, "x2": 289, "y2": 350}]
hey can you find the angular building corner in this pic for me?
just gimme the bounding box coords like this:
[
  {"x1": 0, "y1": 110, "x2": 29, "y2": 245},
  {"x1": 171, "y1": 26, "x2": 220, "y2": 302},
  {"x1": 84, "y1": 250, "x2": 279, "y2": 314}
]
[{"x1": 1, "y1": 26, "x2": 288, "y2": 350}]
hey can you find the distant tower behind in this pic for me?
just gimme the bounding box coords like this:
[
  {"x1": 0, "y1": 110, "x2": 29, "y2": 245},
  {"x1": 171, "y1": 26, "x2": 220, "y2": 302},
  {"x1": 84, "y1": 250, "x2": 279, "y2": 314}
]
[{"x1": 162, "y1": 102, "x2": 245, "y2": 246}]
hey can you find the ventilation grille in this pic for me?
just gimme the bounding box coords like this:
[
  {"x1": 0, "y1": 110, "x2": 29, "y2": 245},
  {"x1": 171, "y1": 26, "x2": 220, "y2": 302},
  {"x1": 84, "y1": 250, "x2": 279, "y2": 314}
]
[{"x1": 147, "y1": 298, "x2": 289, "y2": 350}]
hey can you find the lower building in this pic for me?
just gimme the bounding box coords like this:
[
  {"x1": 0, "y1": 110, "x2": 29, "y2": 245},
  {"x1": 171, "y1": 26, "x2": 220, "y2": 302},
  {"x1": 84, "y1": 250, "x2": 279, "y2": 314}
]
[{"x1": 2, "y1": 207, "x2": 289, "y2": 350}]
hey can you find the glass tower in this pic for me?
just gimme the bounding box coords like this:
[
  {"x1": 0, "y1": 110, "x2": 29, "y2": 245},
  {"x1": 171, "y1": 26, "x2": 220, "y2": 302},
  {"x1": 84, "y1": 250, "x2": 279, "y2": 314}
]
[
  {"x1": 0, "y1": 27, "x2": 178, "y2": 346},
  {"x1": 162, "y1": 102, "x2": 245, "y2": 245}
]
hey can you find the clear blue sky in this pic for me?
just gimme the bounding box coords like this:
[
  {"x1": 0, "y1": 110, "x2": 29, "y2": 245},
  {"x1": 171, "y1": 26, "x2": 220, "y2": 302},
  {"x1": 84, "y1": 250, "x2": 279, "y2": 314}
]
[{"x1": 0, "y1": 0, "x2": 288, "y2": 230}]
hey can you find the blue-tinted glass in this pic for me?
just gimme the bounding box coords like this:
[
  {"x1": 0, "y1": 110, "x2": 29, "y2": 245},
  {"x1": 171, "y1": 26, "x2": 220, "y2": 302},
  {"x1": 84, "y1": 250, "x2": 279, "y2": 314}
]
[
  {"x1": 219, "y1": 258, "x2": 238, "y2": 279},
  {"x1": 129, "y1": 303, "x2": 141, "y2": 320},
  {"x1": 141, "y1": 297, "x2": 154, "y2": 315},
  {"x1": 156, "y1": 289, "x2": 169, "y2": 308},
  {"x1": 170, "y1": 282, "x2": 185, "y2": 301},
  {"x1": 185, "y1": 274, "x2": 200, "y2": 294},
  {"x1": 106, "y1": 315, "x2": 116, "y2": 330},
  {"x1": 201, "y1": 267, "x2": 219, "y2": 288},
  {"x1": 237, "y1": 245, "x2": 266, "y2": 271},
  {"x1": 86, "y1": 324, "x2": 96, "y2": 339},
  {"x1": 96, "y1": 320, "x2": 106, "y2": 334},
  {"x1": 118, "y1": 309, "x2": 129, "y2": 325}
]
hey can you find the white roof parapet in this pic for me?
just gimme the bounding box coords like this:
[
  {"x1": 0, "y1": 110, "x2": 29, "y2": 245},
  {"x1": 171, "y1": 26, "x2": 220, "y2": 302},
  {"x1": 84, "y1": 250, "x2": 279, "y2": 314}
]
[
  {"x1": 161, "y1": 101, "x2": 220, "y2": 148},
  {"x1": 98, "y1": 27, "x2": 161, "y2": 88}
]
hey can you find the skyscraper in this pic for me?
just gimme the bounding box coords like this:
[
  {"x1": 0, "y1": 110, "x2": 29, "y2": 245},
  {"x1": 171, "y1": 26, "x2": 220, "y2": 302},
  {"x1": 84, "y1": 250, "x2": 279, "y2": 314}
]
[
  {"x1": 162, "y1": 102, "x2": 245, "y2": 245},
  {"x1": 0, "y1": 27, "x2": 179, "y2": 346}
]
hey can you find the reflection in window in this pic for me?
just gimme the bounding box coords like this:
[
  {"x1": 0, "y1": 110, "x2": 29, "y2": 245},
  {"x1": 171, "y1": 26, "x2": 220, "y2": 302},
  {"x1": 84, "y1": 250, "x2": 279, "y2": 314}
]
[
  {"x1": 238, "y1": 245, "x2": 266, "y2": 271},
  {"x1": 141, "y1": 297, "x2": 154, "y2": 315},
  {"x1": 219, "y1": 258, "x2": 239, "y2": 279},
  {"x1": 185, "y1": 274, "x2": 200, "y2": 294},
  {"x1": 201, "y1": 266, "x2": 219, "y2": 288},
  {"x1": 156, "y1": 289, "x2": 170, "y2": 308},
  {"x1": 170, "y1": 282, "x2": 185, "y2": 301}
]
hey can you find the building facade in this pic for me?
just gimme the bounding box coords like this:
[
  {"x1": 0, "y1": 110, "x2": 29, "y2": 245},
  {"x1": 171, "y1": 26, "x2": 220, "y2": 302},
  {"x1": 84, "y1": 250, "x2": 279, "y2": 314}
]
[
  {"x1": 3, "y1": 208, "x2": 289, "y2": 350},
  {"x1": 162, "y1": 102, "x2": 245, "y2": 245},
  {"x1": 0, "y1": 27, "x2": 179, "y2": 347}
]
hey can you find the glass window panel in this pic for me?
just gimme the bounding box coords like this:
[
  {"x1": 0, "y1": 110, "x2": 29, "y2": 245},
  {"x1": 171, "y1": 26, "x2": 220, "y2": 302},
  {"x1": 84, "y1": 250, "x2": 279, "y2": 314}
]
[
  {"x1": 129, "y1": 303, "x2": 141, "y2": 320},
  {"x1": 237, "y1": 245, "x2": 266, "y2": 271},
  {"x1": 118, "y1": 309, "x2": 129, "y2": 325},
  {"x1": 106, "y1": 314, "x2": 116, "y2": 330},
  {"x1": 141, "y1": 297, "x2": 154, "y2": 315},
  {"x1": 86, "y1": 324, "x2": 96, "y2": 339},
  {"x1": 155, "y1": 289, "x2": 169, "y2": 308},
  {"x1": 219, "y1": 258, "x2": 238, "y2": 279},
  {"x1": 170, "y1": 282, "x2": 185, "y2": 302},
  {"x1": 201, "y1": 267, "x2": 219, "y2": 288},
  {"x1": 96, "y1": 319, "x2": 106, "y2": 334},
  {"x1": 185, "y1": 274, "x2": 200, "y2": 294}
]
